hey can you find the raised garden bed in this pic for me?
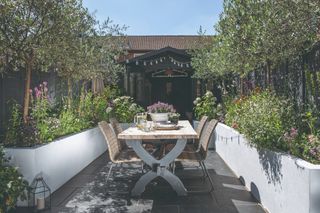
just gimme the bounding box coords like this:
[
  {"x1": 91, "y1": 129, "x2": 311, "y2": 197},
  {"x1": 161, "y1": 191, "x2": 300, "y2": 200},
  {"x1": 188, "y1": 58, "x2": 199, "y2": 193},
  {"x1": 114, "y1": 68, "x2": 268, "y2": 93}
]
[
  {"x1": 214, "y1": 123, "x2": 320, "y2": 213},
  {"x1": 4, "y1": 127, "x2": 107, "y2": 206}
]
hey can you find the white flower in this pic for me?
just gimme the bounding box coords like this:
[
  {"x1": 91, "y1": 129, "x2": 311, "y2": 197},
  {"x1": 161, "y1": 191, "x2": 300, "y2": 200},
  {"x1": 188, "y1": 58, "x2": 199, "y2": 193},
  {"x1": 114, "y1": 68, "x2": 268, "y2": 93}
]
[
  {"x1": 205, "y1": 91, "x2": 213, "y2": 97},
  {"x1": 106, "y1": 107, "x2": 113, "y2": 113},
  {"x1": 113, "y1": 98, "x2": 120, "y2": 104},
  {"x1": 129, "y1": 103, "x2": 137, "y2": 111},
  {"x1": 7, "y1": 181, "x2": 12, "y2": 189}
]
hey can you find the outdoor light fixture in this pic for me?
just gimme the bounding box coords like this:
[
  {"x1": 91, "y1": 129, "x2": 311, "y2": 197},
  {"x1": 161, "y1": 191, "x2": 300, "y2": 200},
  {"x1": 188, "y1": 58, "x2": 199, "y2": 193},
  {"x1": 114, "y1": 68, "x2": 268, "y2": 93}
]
[{"x1": 29, "y1": 176, "x2": 51, "y2": 212}]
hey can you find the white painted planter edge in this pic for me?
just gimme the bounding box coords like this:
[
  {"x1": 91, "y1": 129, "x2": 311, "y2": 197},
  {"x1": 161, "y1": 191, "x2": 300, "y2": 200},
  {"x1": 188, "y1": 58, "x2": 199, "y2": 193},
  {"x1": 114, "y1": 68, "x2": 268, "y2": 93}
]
[
  {"x1": 214, "y1": 122, "x2": 320, "y2": 213},
  {"x1": 5, "y1": 127, "x2": 108, "y2": 206},
  {"x1": 218, "y1": 122, "x2": 320, "y2": 169}
]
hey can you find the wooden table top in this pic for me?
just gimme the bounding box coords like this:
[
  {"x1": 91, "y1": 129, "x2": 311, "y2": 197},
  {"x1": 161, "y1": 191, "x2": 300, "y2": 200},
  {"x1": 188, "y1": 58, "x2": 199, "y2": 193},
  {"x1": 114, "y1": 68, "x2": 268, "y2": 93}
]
[{"x1": 118, "y1": 120, "x2": 198, "y2": 140}]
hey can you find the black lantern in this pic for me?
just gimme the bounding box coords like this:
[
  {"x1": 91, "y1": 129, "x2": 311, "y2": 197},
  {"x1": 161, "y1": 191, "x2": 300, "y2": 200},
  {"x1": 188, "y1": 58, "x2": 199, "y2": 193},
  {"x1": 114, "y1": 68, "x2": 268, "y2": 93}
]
[{"x1": 28, "y1": 177, "x2": 51, "y2": 212}]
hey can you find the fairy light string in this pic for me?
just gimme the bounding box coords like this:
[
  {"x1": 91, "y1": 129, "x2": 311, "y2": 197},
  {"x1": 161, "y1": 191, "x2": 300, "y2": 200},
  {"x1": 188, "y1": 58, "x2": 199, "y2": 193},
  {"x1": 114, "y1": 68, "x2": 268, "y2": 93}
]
[{"x1": 126, "y1": 56, "x2": 191, "y2": 68}]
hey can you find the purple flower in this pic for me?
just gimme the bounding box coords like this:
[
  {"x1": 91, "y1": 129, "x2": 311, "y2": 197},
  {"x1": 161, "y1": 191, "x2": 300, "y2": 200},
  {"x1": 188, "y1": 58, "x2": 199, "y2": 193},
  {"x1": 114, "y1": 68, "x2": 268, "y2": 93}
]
[
  {"x1": 310, "y1": 147, "x2": 318, "y2": 157},
  {"x1": 147, "y1": 101, "x2": 176, "y2": 113}
]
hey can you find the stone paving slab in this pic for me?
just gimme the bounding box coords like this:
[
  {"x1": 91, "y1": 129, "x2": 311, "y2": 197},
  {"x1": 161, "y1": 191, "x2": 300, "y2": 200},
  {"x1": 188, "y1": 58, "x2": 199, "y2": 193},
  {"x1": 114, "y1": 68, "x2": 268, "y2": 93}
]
[{"x1": 16, "y1": 151, "x2": 266, "y2": 213}]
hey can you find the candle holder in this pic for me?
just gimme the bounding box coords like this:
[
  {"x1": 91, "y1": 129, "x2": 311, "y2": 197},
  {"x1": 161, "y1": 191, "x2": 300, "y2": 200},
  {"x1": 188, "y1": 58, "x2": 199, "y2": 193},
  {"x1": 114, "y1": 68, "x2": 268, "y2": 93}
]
[{"x1": 28, "y1": 176, "x2": 51, "y2": 212}]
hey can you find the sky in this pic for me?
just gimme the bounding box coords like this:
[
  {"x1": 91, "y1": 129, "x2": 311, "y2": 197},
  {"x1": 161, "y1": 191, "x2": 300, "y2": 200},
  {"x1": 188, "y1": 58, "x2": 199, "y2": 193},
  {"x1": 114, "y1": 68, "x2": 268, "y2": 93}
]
[{"x1": 82, "y1": 0, "x2": 224, "y2": 35}]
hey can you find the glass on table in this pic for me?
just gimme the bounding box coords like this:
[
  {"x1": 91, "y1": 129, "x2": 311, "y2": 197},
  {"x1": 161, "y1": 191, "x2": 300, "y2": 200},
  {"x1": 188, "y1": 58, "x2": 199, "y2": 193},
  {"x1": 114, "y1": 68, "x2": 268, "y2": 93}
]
[{"x1": 134, "y1": 112, "x2": 147, "y2": 129}]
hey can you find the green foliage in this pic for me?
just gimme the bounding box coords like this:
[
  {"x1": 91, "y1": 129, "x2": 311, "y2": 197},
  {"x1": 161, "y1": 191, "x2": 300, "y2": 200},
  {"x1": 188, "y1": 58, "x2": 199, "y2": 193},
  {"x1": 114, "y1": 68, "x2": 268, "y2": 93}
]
[
  {"x1": 0, "y1": 146, "x2": 28, "y2": 212},
  {"x1": 29, "y1": 82, "x2": 51, "y2": 143},
  {"x1": 300, "y1": 133, "x2": 320, "y2": 164},
  {"x1": 225, "y1": 90, "x2": 295, "y2": 150},
  {"x1": 4, "y1": 84, "x2": 124, "y2": 147},
  {"x1": 192, "y1": 0, "x2": 320, "y2": 78},
  {"x1": 78, "y1": 90, "x2": 95, "y2": 125},
  {"x1": 4, "y1": 103, "x2": 22, "y2": 146},
  {"x1": 58, "y1": 108, "x2": 88, "y2": 136},
  {"x1": 193, "y1": 91, "x2": 223, "y2": 121},
  {"x1": 106, "y1": 96, "x2": 144, "y2": 123}
]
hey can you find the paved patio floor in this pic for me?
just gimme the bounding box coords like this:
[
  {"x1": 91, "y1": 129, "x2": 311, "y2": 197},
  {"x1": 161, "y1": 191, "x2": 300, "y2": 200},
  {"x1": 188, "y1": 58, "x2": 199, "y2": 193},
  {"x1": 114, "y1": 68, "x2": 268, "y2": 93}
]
[{"x1": 17, "y1": 150, "x2": 266, "y2": 213}]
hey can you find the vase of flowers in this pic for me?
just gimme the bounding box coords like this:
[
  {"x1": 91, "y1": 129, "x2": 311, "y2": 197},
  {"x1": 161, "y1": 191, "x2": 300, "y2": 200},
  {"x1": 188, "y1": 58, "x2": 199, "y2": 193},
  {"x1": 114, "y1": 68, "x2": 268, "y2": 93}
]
[{"x1": 147, "y1": 102, "x2": 176, "y2": 123}]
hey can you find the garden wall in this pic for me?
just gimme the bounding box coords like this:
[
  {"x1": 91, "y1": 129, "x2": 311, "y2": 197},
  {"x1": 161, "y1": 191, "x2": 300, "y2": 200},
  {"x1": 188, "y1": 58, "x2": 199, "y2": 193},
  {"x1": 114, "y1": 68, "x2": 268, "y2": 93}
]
[{"x1": 214, "y1": 123, "x2": 320, "y2": 213}]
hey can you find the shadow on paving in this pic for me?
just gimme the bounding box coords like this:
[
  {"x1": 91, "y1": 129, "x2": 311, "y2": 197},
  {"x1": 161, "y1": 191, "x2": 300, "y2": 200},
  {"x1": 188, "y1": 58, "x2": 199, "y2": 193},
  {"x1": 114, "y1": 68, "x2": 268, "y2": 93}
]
[{"x1": 15, "y1": 151, "x2": 266, "y2": 213}]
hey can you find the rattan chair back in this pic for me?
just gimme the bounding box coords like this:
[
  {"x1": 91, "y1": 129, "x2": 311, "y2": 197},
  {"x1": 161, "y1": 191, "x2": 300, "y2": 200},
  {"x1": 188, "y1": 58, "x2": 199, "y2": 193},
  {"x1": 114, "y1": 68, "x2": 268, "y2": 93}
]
[
  {"x1": 194, "y1": 116, "x2": 208, "y2": 148},
  {"x1": 200, "y1": 119, "x2": 218, "y2": 159},
  {"x1": 98, "y1": 121, "x2": 121, "y2": 163},
  {"x1": 109, "y1": 118, "x2": 128, "y2": 149}
]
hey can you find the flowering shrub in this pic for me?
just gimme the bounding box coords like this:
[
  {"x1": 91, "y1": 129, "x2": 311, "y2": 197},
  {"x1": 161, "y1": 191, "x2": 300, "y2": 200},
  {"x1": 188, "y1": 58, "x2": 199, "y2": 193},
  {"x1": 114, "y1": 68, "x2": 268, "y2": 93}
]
[
  {"x1": 4, "y1": 83, "x2": 122, "y2": 147},
  {"x1": 225, "y1": 90, "x2": 320, "y2": 164},
  {"x1": 193, "y1": 91, "x2": 223, "y2": 121},
  {"x1": 106, "y1": 96, "x2": 144, "y2": 123},
  {"x1": 0, "y1": 146, "x2": 28, "y2": 212},
  {"x1": 300, "y1": 134, "x2": 320, "y2": 163},
  {"x1": 29, "y1": 82, "x2": 53, "y2": 143},
  {"x1": 225, "y1": 90, "x2": 295, "y2": 150},
  {"x1": 147, "y1": 102, "x2": 176, "y2": 113}
]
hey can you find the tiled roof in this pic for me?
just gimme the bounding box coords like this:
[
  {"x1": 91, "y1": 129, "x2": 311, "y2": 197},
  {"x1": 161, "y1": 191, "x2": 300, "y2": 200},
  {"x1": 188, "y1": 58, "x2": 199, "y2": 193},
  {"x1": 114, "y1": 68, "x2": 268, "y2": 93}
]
[{"x1": 126, "y1": 35, "x2": 211, "y2": 50}]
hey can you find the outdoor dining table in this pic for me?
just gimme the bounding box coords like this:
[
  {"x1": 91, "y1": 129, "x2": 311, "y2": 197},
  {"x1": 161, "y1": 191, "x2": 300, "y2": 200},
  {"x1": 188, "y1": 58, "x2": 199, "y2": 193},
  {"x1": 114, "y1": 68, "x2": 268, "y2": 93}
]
[{"x1": 118, "y1": 120, "x2": 198, "y2": 196}]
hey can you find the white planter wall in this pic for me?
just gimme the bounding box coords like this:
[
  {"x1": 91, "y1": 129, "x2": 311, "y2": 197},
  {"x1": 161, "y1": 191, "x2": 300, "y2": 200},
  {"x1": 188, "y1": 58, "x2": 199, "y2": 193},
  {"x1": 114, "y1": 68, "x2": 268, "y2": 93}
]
[
  {"x1": 214, "y1": 123, "x2": 320, "y2": 213},
  {"x1": 5, "y1": 127, "x2": 107, "y2": 198}
]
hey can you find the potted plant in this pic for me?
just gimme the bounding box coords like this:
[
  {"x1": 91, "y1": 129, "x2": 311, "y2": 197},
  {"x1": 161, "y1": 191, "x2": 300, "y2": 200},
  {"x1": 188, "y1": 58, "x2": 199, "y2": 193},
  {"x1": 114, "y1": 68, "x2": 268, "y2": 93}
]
[
  {"x1": 169, "y1": 113, "x2": 180, "y2": 125},
  {"x1": 147, "y1": 102, "x2": 176, "y2": 123}
]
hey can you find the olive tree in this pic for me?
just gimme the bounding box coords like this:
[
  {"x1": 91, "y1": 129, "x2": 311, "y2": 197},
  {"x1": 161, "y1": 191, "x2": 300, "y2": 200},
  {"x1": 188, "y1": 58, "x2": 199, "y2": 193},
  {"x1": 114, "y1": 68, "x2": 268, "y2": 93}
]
[{"x1": 0, "y1": 0, "x2": 92, "y2": 122}]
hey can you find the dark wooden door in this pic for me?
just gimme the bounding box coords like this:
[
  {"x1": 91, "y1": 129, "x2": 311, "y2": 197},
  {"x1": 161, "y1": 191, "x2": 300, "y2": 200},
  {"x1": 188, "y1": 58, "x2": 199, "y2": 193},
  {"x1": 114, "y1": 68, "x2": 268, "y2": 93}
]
[{"x1": 150, "y1": 77, "x2": 192, "y2": 118}]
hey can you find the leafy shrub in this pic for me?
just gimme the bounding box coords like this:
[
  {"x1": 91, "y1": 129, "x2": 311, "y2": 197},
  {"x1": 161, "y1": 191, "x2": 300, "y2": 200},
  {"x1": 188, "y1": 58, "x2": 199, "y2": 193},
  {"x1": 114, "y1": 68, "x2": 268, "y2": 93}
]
[
  {"x1": 225, "y1": 90, "x2": 294, "y2": 150},
  {"x1": 58, "y1": 108, "x2": 88, "y2": 136},
  {"x1": 0, "y1": 146, "x2": 28, "y2": 212},
  {"x1": 4, "y1": 103, "x2": 22, "y2": 146},
  {"x1": 193, "y1": 91, "x2": 223, "y2": 121},
  {"x1": 106, "y1": 96, "x2": 144, "y2": 123},
  {"x1": 4, "y1": 84, "x2": 132, "y2": 146}
]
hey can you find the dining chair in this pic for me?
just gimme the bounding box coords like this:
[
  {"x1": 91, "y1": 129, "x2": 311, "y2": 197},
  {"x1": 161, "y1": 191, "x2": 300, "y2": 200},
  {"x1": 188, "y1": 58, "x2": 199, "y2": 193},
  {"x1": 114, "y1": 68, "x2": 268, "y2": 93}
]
[
  {"x1": 109, "y1": 117, "x2": 128, "y2": 149},
  {"x1": 166, "y1": 116, "x2": 208, "y2": 153},
  {"x1": 98, "y1": 121, "x2": 142, "y2": 191},
  {"x1": 174, "y1": 119, "x2": 218, "y2": 193},
  {"x1": 109, "y1": 117, "x2": 157, "y2": 158},
  {"x1": 189, "y1": 115, "x2": 208, "y2": 148}
]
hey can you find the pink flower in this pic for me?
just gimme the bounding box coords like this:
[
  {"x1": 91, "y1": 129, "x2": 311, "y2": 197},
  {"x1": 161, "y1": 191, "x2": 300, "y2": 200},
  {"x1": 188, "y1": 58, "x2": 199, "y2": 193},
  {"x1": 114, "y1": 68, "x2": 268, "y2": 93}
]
[
  {"x1": 35, "y1": 90, "x2": 41, "y2": 98},
  {"x1": 39, "y1": 84, "x2": 43, "y2": 88},
  {"x1": 43, "y1": 81, "x2": 48, "y2": 86},
  {"x1": 29, "y1": 89, "x2": 33, "y2": 94},
  {"x1": 290, "y1": 128, "x2": 298, "y2": 138},
  {"x1": 44, "y1": 87, "x2": 48, "y2": 92}
]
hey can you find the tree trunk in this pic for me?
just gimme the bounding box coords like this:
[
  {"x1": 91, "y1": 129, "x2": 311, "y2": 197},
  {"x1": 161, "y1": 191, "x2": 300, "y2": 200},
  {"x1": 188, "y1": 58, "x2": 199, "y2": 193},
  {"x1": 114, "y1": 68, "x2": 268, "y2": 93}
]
[
  {"x1": 266, "y1": 60, "x2": 272, "y2": 89},
  {"x1": 23, "y1": 56, "x2": 33, "y2": 123},
  {"x1": 312, "y1": 71, "x2": 320, "y2": 108},
  {"x1": 67, "y1": 78, "x2": 72, "y2": 108},
  {"x1": 239, "y1": 76, "x2": 244, "y2": 96},
  {"x1": 301, "y1": 57, "x2": 306, "y2": 107}
]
